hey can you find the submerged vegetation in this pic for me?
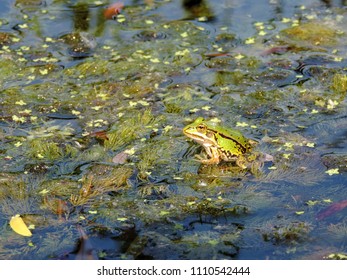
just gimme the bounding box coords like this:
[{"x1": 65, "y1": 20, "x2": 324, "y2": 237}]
[{"x1": 1, "y1": 0, "x2": 347, "y2": 259}]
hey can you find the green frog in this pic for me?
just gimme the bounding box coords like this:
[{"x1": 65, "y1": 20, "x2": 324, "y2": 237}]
[{"x1": 183, "y1": 117, "x2": 257, "y2": 169}]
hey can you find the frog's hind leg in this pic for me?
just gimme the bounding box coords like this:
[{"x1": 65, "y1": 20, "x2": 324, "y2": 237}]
[{"x1": 235, "y1": 156, "x2": 247, "y2": 169}]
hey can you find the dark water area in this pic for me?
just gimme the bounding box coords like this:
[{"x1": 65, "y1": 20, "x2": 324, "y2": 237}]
[{"x1": 0, "y1": 0, "x2": 347, "y2": 260}]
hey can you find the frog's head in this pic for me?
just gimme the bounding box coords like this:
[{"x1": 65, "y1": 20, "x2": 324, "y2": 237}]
[{"x1": 183, "y1": 117, "x2": 217, "y2": 146}]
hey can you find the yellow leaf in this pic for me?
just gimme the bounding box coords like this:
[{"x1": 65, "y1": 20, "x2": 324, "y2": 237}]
[
  {"x1": 282, "y1": 17, "x2": 291, "y2": 23},
  {"x1": 9, "y1": 215, "x2": 32, "y2": 237},
  {"x1": 39, "y1": 189, "x2": 49, "y2": 195},
  {"x1": 306, "y1": 200, "x2": 319, "y2": 206},
  {"x1": 124, "y1": 148, "x2": 135, "y2": 155},
  {"x1": 245, "y1": 37, "x2": 255, "y2": 44},
  {"x1": 15, "y1": 100, "x2": 27, "y2": 106},
  {"x1": 325, "y1": 168, "x2": 339, "y2": 176},
  {"x1": 236, "y1": 122, "x2": 249, "y2": 127},
  {"x1": 234, "y1": 54, "x2": 244, "y2": 60}
]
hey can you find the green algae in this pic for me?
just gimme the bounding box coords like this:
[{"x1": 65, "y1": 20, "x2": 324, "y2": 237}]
[
  {"x1": 71, "y1": 59, "x2": 111, "y2": 78},
  {"x1": 15, "y1": 0, "x2": 43, "y2": 7},
  {"x1": 136, "y1": 137, "x2": 180, "y2": 180},
  {"x1": 0, "y1": 60, "x2": 22, "y2": 84},
  {"x1": 331, "y1": 73, "x2": 347, "y2": 93},
  {"x1": 28, "y1": 140, "x2": 63, "y2": 160},
  {"x1": 261, "y1": 221, "x2": 312, "y2": 245},
  {"x1": 104, "y1": 109, "x2": 165, "y2": 151},
  {"x1": 69, "y1": 165, "x2": 132, "y2": 206},
  {"x1": 280, "y1": 21, "x2": 341, "y2": 47},
  {"x1": 0, "y1": 173, "x2": 28, "y2": 201},
  {"x1": 28, "y1": 139, "x2": 78, "y2": 161}
]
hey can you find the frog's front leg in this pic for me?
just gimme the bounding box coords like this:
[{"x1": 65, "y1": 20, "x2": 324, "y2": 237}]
[{"x1": 196, "y1": 146, "x2": 220, "y2": 164}]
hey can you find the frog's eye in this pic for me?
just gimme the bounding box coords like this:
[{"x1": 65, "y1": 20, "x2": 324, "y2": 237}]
[{"x1": 197, "y1": 124, "x2": 206, "y2": 131}]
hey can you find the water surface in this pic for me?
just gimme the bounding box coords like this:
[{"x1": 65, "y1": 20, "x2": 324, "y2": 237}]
[{"x1": 1, "y1": 0, "x2": 347, "y2": 260}]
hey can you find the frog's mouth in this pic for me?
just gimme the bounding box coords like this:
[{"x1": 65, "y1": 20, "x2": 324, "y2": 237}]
[{"x1": 184, "y1": 131, "x2": 217, "y2": 147}]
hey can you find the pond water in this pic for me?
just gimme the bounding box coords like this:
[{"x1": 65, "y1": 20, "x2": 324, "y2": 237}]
[{"x1": 1, "y1": 0, "x2": 347, "y2": 260}]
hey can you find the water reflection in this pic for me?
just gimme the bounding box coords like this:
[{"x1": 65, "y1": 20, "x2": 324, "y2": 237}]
[
  {"x1": 321, "y1": 0, "x2": 347, "y2": 7},
  {"x1": 8, "y1": 0, "x2": 347, "y2": 43},
  {"x1": 182, "y1": 0, "x2": 215, "y2": 21},
  {"x1": 71, "y1": 3, "x2": 90, "y2": 31}
]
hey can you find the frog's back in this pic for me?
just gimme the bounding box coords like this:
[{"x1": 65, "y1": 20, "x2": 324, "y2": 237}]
[{"x1": 208, "y1": 122, "x2": 251, "y2": 147}]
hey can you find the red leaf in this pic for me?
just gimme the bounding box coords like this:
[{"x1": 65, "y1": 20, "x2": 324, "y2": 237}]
[
  {"x1": 112, "y1": 151, "x2": 128, "y2": 164},
  {"x1": 205, "y1": 52, "x2": 230, "y2": 58},
  {"x1": 89, "y1": 130, "x2": 109, "y2": 140},
  {"x1": 104, "y1": 2, "x2": 124, "y2": 20},
  {"x1": 261, "y1": 46, "x2": 290, "y2": 56}
]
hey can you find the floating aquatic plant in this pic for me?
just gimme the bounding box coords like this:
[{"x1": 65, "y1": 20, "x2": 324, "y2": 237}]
[
  {"x1": 331, "y1": 73, "x2": 347, "y2": 94},
  {"x1": 280, "y1": 21, "x2": 340, "y2": 47},
  {"x1": 261, "y1": 221, "x2": 312, "y2": 245},
  {"x1": 27, "y1": 139, "x2": 78, "y2": 161},
  {"x1": 69, "y1": 165, "x2": 132, "y2": 206}
]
